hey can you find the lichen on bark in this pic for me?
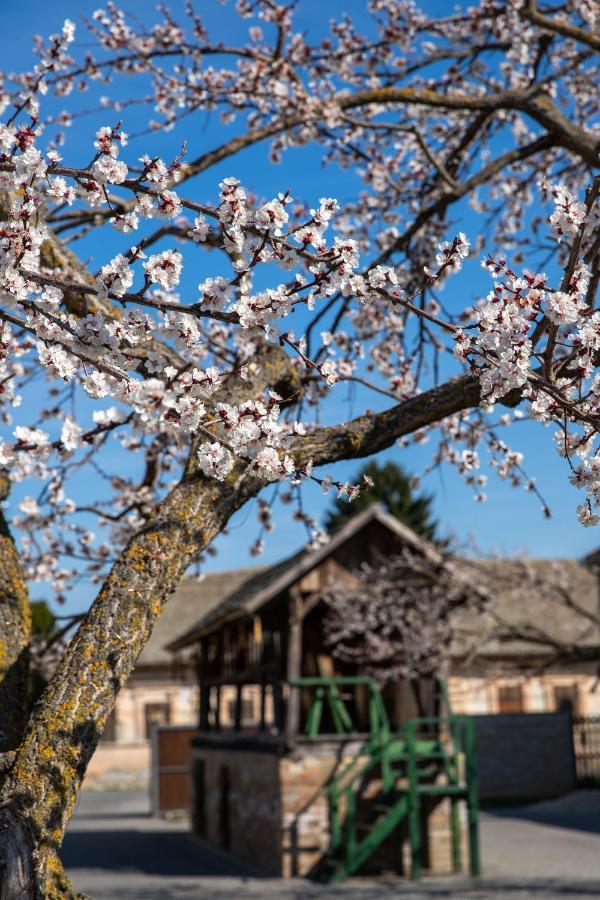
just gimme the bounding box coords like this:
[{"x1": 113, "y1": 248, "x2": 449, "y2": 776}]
[{"x1": 0, "y1": 472, "x2": 31, "y2": 757}]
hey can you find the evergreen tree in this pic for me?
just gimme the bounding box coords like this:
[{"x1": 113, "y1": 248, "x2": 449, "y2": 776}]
[
  {"x1": 324, "y1": 460, "x2": 438, "y2": 540},
  {"x1": 30, "y1": 599, "x2": 56, "y2": 639},
  {"x1": 28, "y1": 600, "x2": 58, "y2": 705}
]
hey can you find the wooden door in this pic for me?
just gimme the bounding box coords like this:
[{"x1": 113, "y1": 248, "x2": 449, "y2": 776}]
[{"x1": 151, "y1": 725, "x2": 197, "y2": 815}]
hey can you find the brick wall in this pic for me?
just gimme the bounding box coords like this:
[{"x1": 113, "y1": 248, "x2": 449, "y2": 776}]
[
  {"x1": 280, "y1": 746, "x2": 360, "y2": 877},
  {"x1": 192, "y1": 738, "x2": 467, "y2": 878},
  {"x1": 473, "y1": 711, "x2": 576, "y2": 800},
  {"x1": 193, "y1": 741, "x2": 283, "y2": 874}
]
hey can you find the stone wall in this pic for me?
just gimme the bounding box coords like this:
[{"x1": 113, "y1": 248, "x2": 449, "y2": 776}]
[{"x1": 473, "y1": 711, "x2": 576, "y2": 800}]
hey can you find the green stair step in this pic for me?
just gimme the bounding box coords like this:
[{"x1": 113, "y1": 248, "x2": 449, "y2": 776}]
[{"x1": 417, "y1": 784, "x2": 468, "y2": 796}]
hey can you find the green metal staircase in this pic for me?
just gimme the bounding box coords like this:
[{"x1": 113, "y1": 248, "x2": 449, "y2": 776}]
[{"x1": 289, "y1": 676, "x2": 480, "y2": 883}]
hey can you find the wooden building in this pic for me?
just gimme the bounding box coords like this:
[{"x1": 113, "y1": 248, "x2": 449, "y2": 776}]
[
  {"x1": 168, "y1": 506, "x2": 481, "y2": 878},
  {"x1": 169, "y1": 505, "x2": 600, "y2": 878},
  {"x1": 170, "y1": 506, "x2": 454, "y2": 739}
]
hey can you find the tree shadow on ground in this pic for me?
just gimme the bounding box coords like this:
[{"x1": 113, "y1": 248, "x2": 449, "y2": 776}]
[
  {"x1": 64, "y1": 878, "x2": 600, "y2": 900},
  {"x1": 484, "y1": 790, "x2": 600, "y2": 836},
  {"x1": 61, "y1": 827, "x2": 255, "y2": 877}
]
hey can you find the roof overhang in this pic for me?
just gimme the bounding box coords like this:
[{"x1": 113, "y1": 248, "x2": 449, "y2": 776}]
[{"x1": 168, "y1": 504, "x2": 442, "y2": 651}]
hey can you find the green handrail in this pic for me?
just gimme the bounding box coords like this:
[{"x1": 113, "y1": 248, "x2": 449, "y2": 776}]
[
  {"x1": 288, "y1": 676, "x2": 480, "y2": 882},
  {"x1": 289, "y1": 676, "x2": 390, "y2": 743}
]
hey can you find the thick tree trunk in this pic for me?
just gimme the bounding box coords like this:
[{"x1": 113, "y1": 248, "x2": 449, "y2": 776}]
[
  {"x1": 0, "y1": 484, "x2": 31, "y2": 756},
  {"x1": 0, "y1": 534, "x2": 30, "y2": 756},
  {"x1": 0, "y1": 469, "x2": 31, "y2": 784},
  {"x1": 0, "y1": 355, "x2": 484, "y2": 897},
  {"x1": 0, "y1": 346, "x2": 295, "y2": 898},
  {"x1": 0, "y1": 801, "x2": 35, "y2": 900}
]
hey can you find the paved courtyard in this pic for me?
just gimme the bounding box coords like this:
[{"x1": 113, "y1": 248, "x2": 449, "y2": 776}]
[{"x1": 62, "y1": 790, "x2": 600, "y2": 900}]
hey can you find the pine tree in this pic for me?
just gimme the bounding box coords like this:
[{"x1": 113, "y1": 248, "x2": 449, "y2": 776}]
[{"x1": 324, "y1": 460, "x2": 438, "y2": 540}]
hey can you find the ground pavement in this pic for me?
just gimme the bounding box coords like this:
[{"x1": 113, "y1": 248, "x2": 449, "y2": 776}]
[{"x1": 62, "y1": 790, "x2": 600, "y2": 900}]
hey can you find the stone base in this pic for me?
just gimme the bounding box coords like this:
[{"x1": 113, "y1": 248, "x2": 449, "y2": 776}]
[{"x1": 191, "y1": 734, "x2": 468, "y2": 878}]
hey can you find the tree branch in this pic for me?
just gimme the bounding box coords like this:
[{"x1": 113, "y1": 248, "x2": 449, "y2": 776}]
[
  {"x1": 290, "y1": 374, "x2": 482, "y2": 469},
  {"x1": 522, "y1": 0, "x2": 600, "y2": 52}
]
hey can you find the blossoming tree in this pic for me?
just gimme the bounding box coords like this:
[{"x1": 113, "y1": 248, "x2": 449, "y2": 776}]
[{"x1": 0, "y1": 1, "x2": 598, "y2": 894}]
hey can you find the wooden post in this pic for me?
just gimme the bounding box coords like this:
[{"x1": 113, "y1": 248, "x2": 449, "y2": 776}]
[
  {"x1": 199, "y1": 681, "x2": 209, "y2": 731},
  {"x1": 234, "y1": 684, "x2": 243, "y2": 732},
  {"x1": 273, "y1": 679, "x2": 285, "y2": 733},
  {"x1": 215, "y1": 684, "x2": 222, "y2": 732},
  {"x1": 286, "y1": 587, "x2": 304, "y2": 743},
  {"x1": 406, "y1": 719, "x2": 421, "y2": 879},
  {"x1": 259, "y1": 682, "x2": 267, "y2": 731}
]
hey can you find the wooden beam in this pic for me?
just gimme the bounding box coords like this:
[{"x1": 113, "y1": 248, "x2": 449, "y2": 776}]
[
  {"x1": 285, "y1": 586, "x2": 304, "y2": 743},
  {"x1": 198, "y1": 663, "x2": 279, "y2": 686}
]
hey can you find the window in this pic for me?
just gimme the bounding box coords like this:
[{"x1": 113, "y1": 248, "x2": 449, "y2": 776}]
[
  {"x1": 553, "y1": 684, "x2": 579, "y2": 716},
  {"x1": 144, "y1": 702, "x2": 170, "y2": 739},
  {"x1": 497, "y1": 685, "x2": 524, "y2": 713}
]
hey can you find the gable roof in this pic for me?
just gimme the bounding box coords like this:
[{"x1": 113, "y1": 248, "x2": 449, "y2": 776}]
[
  {"x1": 138, "y1": 566, "x2": 263, "y2": 666},
  {"x1": 165, "y1": 508, "x2": 600, "y2": 664},
  {"x1": 168, "y1": 504, "x2": 439, "y2": 651}
]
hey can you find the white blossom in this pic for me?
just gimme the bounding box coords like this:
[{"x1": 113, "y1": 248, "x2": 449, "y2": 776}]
[
  {"x1": 197, "y1": 441, "x2": 234, "y2": 479},
  {"x1": 110, "y1": 211, "x2": 139, "y2": 233},
  {"x1": 92, "y1": 156, "x2": 128, "y2": 184},
  {"x1": 254, "y1": 199, "x2": 289, "y2": 234},
  {"x1": 144, "y1": 250, "x2": 182, "y2": 290},
  {"x1": 61, "y1": 416, "x2": 84, "y2": 451},
  {"x1": 198, "y1": 276, "x2": 231, "y2": 311},
  {"x1": 15, "y1": 147, "x2": 46, "y2": 179},
  {"x1": 156, "y1": 190, "x2": 181, "y2": 219},
  {"x1": 96, "y1": 254, "x2": 134, "y2": 297},
  {"x1": 188, "y1": 215, "x2": 209, "y2": 242},
  {"x1": 14, "y1": 425, "x2": 50, "y2": 449}
]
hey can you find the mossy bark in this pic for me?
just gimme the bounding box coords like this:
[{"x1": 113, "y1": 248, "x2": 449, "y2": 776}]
[
  {"x1": 0, "y1": 351, "x2": 484, "y2": 897},
  {"x1": 0, "y1": 475, "x2": 31, "y2": 755},
  {"x1": 0, "y1": 346, "x2": 296, "y2": 897}
]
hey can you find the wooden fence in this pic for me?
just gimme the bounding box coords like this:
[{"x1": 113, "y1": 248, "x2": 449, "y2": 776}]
[{"x1": 572, "y1": 716, "x2": 600, "y2": 782}]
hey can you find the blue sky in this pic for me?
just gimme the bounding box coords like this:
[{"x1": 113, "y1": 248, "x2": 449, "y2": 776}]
[{"x1": 2, "y1": 0, "x2": 599, "y2": 616}]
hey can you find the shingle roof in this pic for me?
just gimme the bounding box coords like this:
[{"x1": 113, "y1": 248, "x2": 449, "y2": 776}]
[
  {"x1": 138, "y1": 566, "x2": 263, "y2": 666},
  {"x1": 164, "y1": 506, "x2": 600, "y2": 664},
  {"x1": 449, "y1": 557, "x2": 600, "y2": 660},
  {"x1": 168, "y1": 505, "x2": 438, "y2": 651}
]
